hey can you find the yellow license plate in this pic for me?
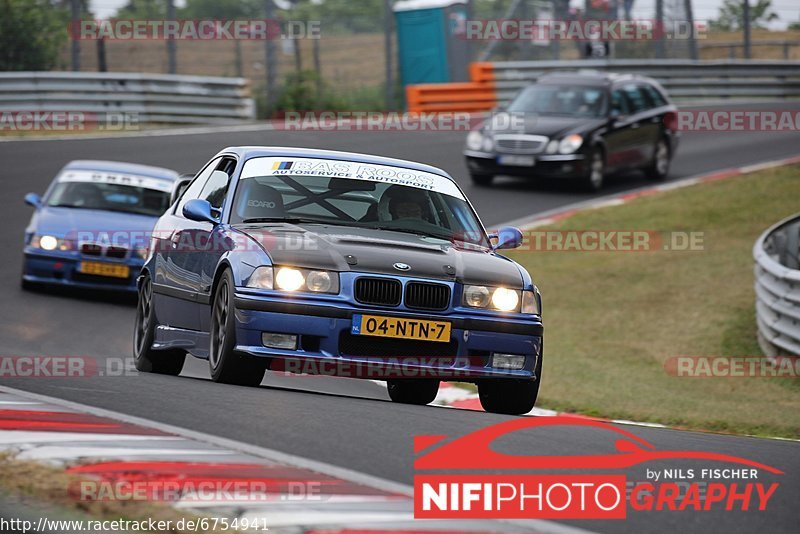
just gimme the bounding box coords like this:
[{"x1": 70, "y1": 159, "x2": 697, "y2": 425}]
[
  {"x1": 78, "y1": 261, "x2": 130, "y2": 279},
  {"x1": 352, "y1": 314, "x2": 451, "y2": 343}
]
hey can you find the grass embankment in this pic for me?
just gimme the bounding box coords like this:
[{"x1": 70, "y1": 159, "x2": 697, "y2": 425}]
[{"x1": 508, "y1": 166, "x2": 800, "y2": 438}]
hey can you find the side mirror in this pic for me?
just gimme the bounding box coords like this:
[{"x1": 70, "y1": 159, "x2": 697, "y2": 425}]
[
  {"x1": 610, "y1": 109, "x2": 626, "y2": 124},
  {"x1": 493, "y1": 226, "x2": 524, "y2": 250},
  {"x1": 24, "y1": 193, "x2": 41, "y2": 207},
  {"x1": 170, "y1": 175, "x2": 194, "y2": 206},
  {"x1": 182, "y1": 199, "x2": 218, "y2": 224}
]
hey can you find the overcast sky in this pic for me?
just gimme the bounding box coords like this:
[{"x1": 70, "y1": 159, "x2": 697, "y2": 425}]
[{"x1": 87, "y1": 1, "x2": 797, "y2": 29}]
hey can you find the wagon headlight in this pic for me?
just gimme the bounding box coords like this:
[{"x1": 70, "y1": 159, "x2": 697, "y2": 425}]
[
  {"x1": 247, "y1": 266, "x2": 339, "y2": 294},
  {"x1": 466, "y1": 130, "x2": 483, "y2": 151},
  {"x1": 463, "y1": 285, "x2": 522, "y2": 312},
  {"x1": 31, "y1": 234, "x2": 72, "y2": 251},
  {"x1": 558, "y1": 134, "x2": 583, "y2": 154}
]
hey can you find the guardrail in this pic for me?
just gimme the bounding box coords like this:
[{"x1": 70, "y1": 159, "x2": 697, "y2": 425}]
[
  {"x1": 753, "y1": 213, "x2": 800, "y2": 358},
  {"x1": 0, "y1": 72, "x2": 255, "y2": 124},
  {"x1": 405, "y1": 60, "x2": 800, "y2": 113}
]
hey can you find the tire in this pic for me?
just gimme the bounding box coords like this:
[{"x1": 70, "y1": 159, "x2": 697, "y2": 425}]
[
  {"x1": 209, "y1": 268, "x2": 265, "y2": 386},
  {"x1": 470, "y1": 173, "x2": 494, "y2": 186},
  {"x1": 579, "y1": 147, "x2": 605, "y2": 192},
  {"x1": 133, "y1": 274, "x2": 185, "y2": 375},
  {"x1": 645, "y1": 137, "x2": 670, "y2": 181},
  {"x1": 478, "y1": 350, "x2": 543, "y2": 415},
  {"x1": 387, "y1": 379, "x2": 439, "y2": 406}
]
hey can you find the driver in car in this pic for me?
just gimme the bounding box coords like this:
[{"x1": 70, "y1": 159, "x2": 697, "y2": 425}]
[{"x1": 387, "y1": 187, "x2": 430, "y2": 221}]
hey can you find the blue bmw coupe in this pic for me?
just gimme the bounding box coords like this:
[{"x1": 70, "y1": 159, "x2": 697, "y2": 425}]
[
  {"x1": 23, "y1": 160, "x2": 180, "y2": 292},
  {"x1": 134, "y1": 147, "x2": 543, "y2": 414}
]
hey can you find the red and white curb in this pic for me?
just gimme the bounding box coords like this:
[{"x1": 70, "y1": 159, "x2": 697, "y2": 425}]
[{"x1": 0, "y1": 385, "x2": 592, "y2": 534}]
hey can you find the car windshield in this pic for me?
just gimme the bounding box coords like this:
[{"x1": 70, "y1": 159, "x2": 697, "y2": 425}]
[
  {"x1": 46, "y1": 173, "x2": 171, "y2": 217},
  {"x1": 507, "y1": 84, "x2": 608, "y2": 118},
  {"x1": 232, "y1": 157, "x2": 489, "y2": 247}
]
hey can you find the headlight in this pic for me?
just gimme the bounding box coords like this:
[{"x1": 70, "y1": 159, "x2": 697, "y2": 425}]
[
  {"x1": 247, "y1": 266, "x2": 339, "y2": 294},
  {"x1": 30, "y1": 235, "x2": 72, "y2": 251},
  {"x1": 466, "y1": 130, "x2": 483, "y2": 151},
  {"x1": 306, "y1": 270, "x2": 333, "y2": 292},
  {"x1": 491, "y1": 287, "x2": 519, "y2": 312},
  {"x1": 463, "y1": 285, "x2": 521, "y2": 312},
  {"x1": 545, "y1": 140, "x2": 559, "y2": 154},
  {"x1": 464, "y1": 285, "x2": 490, "y2": 308},
  {"x1": 558, "y1": 134, "x2": 583, "y2": 154},
  {"x1": 481, "y1": 135, "x2": 494, "y2": 152},
  {"x1": 275, "y1": 267, "x2": 305, "y2": 291}
]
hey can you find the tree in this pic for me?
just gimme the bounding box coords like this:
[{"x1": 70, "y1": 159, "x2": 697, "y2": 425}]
[
  {"x1": 711, "y1": 0, "x2": 779, "y2": 31},
  {"x1": 0, "y1": 0, "x2": 69, "y2": 71}
]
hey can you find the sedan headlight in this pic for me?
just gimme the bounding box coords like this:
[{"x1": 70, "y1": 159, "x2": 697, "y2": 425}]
[
  {"x1": 30, "y1": 234, "x2": 72, "y2": 251},
  {"x1": 246, "y1": 266, "x2": 339, "y2": 294},
  {"x1": 463, "y1": 285, "x2": 522, "y2": 312},
  {"x1": 558, "y1": 134, "x2": 584, "y2": 154}
]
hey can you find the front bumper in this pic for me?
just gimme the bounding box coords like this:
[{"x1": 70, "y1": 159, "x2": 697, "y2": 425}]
[
  {"x1": 22, "y1": 250, "x2": 141, "y2": 291},
  {"x1": 465, "y1": 150, "x2": 586, "y2": 179},
  {"x1": 233, "y1": 293, "x2": 543, "y2": 381}
]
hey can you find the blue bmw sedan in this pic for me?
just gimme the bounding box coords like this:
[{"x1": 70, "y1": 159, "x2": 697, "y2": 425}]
[
  {"x1": 23, "y1": 160, "x2": 180, "y2": 292},
  {"x1": 134, "y1": 147, "x2": 543, "y2": 414}
]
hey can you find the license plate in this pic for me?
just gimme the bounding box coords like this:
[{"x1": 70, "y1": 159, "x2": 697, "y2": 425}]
[
  {"x1": 498, "y1": 155, "x2": 535, "y2": 166},
  {"x1": 78, "y1": 261, "x2": 130, "y2": 279},
  {"x1": 352, "y1": 314, "x2": 451, "y2": 343}
]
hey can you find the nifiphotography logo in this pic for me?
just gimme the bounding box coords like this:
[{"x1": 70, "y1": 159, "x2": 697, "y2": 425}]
[{"x1": 413, "y1": 416, "x2": 782, "y2": 519}]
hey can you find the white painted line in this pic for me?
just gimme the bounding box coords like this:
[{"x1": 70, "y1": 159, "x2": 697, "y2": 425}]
[
  {"x1": 17, "y1": 446, "x2": 235, "y2": 461},
  {"x1": 0, "y1": 431, "x2": 184, "y2": 445}
]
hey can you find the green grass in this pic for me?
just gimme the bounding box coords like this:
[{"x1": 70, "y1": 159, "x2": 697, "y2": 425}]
[{"x1": 507, "y1": 166, "x2": 800, "y2": 438}]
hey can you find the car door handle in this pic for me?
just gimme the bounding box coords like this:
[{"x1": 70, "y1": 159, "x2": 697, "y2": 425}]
[{"x1": 630, "y1": 122, "x2": 640, "y2": 129}]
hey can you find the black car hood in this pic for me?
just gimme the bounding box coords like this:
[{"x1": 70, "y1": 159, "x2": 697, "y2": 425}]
[
  {"x1": 487, "y1": 114, "x2": 607, "y2": 138},
  {"x1": 234, "y1": 224, "x2": 524, "y2": 287}
]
